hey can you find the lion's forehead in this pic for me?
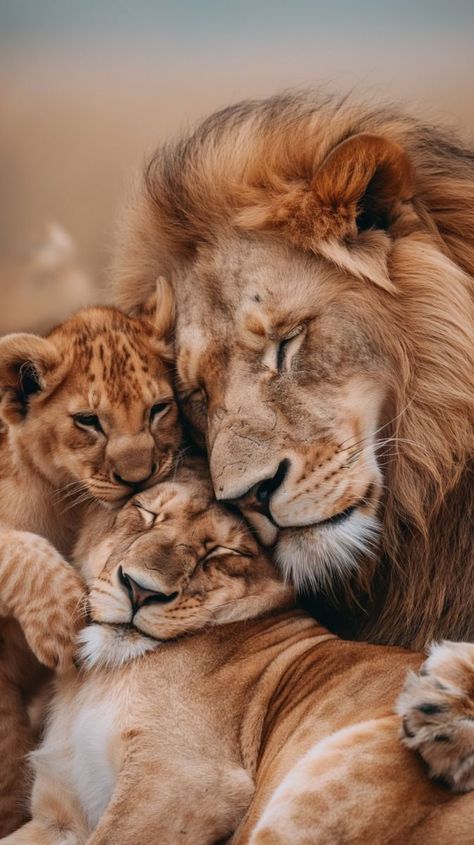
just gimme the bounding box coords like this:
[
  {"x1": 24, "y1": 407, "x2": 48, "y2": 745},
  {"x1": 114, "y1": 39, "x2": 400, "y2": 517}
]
[
  {"x1": 131, "y1": 482, "x2": 241, "y2": 549},
  {"x1": 177, "y1": 297, "x2": 310, "y2": 389},
  {"x1": 177, "y1": 237, "x2": 343, "y2": 382},
  {"x1": 61, "y1": 331, "x2": 171, "y2": 414},
  {"x1": 134, "y1": 483, "x2": 186, "y2": 512},
  {"x1": 198, "y1": 234, "x2": 331, "y2": 308},
  {"x1": 137, "y1": 477, "x2": 212, "y2": 515},
  {"x1": 62, "y1": 380, "x2": 170, "y2": 424}
]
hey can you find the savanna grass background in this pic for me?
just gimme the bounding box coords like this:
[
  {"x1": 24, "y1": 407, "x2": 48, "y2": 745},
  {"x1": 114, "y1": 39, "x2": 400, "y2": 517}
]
[{"x1": 1, "y1": 0, "x2": 473, "y2": 331}]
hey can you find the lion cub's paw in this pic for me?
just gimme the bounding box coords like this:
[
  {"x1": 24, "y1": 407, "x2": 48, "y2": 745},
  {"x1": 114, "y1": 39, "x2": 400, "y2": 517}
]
[
  {"x1": 397, "y1": 641, "x2": 474, "y2": 792},
  {"x1": 21, "y1": 564, "x2": 87, "y2": 673}
]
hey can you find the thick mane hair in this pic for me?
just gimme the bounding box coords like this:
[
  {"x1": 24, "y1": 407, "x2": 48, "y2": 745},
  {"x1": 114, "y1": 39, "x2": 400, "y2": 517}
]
[{"x1": 113, "y1": 92, "x2": 474, "y2": 648}]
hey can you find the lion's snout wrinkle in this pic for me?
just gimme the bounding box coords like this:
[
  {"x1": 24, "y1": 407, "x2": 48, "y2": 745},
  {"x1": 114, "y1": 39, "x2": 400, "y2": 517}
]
[
  {"x1": 211, "y1": 452, "x2": 285, "y2": 503},
  {"x1": 209, "y1": 419, "x2": 282, "y2": 501},
  {"x1": 219, "y1": 459, "x2": 290, "y2": 521}
]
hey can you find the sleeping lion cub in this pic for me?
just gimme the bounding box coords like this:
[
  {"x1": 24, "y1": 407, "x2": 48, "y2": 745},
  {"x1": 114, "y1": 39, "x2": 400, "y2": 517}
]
[
  {"x1": 0, "y1": 280, "x2": 182, "y2": 834},
  {"x1": 4, "y1": 458, "x2": 473, "y2": 845}
]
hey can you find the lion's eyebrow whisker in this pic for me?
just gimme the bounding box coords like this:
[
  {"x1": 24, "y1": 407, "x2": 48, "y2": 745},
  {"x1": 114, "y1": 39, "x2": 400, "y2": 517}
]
[
  {"x1": 374, "y1": 436, "x2": 430, "y2": 451},
  {"x1": 338, "y1": 431, "x2": 432, "y2": 463}
]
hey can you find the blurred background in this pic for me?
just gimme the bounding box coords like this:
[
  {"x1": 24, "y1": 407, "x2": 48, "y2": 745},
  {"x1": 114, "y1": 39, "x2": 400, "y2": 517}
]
[{"x1": 1, "y1": 0, "x2": 473, "y2": 332}]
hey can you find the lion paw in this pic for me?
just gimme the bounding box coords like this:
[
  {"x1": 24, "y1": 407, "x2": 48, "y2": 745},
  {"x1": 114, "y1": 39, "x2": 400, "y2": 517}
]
[
  {"x1": 397, "y1": 641, "x2": 474, "y2": 792},
  {"x1": 20, "y1": 566, "x2": 87, "y2": 672}
]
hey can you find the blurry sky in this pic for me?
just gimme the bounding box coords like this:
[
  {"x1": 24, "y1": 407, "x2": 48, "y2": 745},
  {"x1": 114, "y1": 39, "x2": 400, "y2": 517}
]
[{"x1": 1, "y1": 0, "x2": 474, "y2": 292}]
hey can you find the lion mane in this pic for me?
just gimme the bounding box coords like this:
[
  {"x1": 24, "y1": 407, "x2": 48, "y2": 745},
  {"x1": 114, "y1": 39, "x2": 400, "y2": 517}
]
[{"x1": 113, "y1": 92, "x2": 474, "y2": 648}]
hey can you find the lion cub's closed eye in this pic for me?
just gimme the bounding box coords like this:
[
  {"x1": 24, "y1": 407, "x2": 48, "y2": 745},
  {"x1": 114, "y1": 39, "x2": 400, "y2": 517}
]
[{"x1": 77, "y1": 457, "x2": 291, "y2": 668}]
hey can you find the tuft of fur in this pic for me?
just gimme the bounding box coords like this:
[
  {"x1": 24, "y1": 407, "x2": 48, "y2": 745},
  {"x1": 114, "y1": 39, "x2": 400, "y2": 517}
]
[
  {"x1": 112, "y1": 92, "x2": 474, "y2": 650},
  {"x1": 78, "y1": 624, "x2": 159, "y2": 671}
]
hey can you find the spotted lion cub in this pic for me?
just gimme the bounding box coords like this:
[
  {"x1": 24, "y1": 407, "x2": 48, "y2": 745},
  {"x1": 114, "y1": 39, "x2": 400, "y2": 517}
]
[
  {"x1": 0, "y1": 279, "x2": 182, "y2": 834},
  {"x1": 5, "y1": 459, "x2": 474, "y2": 845}
]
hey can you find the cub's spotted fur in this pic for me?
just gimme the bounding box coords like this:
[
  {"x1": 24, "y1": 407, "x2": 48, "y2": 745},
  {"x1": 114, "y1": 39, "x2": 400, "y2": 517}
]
[{"x1": 0, "y1": 281, "x2": 182, "y2": 834}]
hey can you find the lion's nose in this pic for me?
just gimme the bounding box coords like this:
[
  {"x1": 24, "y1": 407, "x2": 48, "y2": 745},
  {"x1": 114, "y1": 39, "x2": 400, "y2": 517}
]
[
  {"x1": 107, "y1": 433, "x2": 156, "y2": 490},
  {"x1": 112, "y1": 464, "x2": 157, "y2": 491},
  {"x1": 222, "y1": 459, "x2": 290, "y2": 512},
  {"x1": 254, "y1": 460, "x2": 290, "y2": 507},
  {"x1": 118, "y1": 567, "x2": 179, "y2": 612}
]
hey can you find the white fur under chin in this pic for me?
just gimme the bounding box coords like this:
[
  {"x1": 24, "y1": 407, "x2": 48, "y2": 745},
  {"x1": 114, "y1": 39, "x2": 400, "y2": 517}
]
[
  {"x1": 78, "y1": 624, "x2": 160, "y2": 670},
  {"x1": 276, "y1": 511, "x2": 381, "y2": 593}
]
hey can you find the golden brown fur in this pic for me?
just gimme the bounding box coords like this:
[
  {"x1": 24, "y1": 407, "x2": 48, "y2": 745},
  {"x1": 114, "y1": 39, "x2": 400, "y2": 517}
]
[
  {"x1": 4, "y1": 460, "x2": 474, "y2": 845},
  {"x1": 112, "y1": 92, "x2": 474, "y2": 650},
  {"x1": 0, "y1": 287, "x2": 182, "y2": 834}
]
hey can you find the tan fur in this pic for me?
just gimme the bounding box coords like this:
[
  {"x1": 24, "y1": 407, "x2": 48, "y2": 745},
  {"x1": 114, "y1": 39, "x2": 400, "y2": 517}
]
[
  {"x1": 112, "y1": 92, "x2": 474, "y2": 650},
  {"x1": 0, "y1": 292, "x2": 182, "y2": 834},
  {"x1": 6, "y1": 460, "x2": 474, "y2": 845}
]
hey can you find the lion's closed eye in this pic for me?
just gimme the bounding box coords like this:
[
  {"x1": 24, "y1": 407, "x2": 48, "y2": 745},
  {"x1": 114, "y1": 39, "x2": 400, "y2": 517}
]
[
  {"x1": 275, "y1": 324, "x2": 306, "y2": 373},
  {"x1": 134, "y1": 503, "x2": 157, "y2": 528},
  {"x1": 204, "y1": 546, "x2": 253, "y2": 560}
]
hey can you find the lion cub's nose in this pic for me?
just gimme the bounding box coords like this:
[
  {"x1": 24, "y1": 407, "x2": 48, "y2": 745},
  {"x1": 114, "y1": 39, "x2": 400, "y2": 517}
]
[
  {"x1": 118, "y1": 567, "x2": 179, "y2": 612},
  {"x1": 113, "y1": 466, "x2": 156, "y2": 492}
]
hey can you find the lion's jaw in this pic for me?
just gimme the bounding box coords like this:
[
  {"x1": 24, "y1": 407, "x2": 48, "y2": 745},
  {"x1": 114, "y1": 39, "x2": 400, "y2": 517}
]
[
  {"x1": 209, "y1": 380, "x2": 385, "y2": 590},
  {"x1": 175, "y1": 236, "x2": 393, "y2": 588}
]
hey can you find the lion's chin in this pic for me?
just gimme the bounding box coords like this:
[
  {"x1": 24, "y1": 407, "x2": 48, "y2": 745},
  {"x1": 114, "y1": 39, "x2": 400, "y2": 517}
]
[
  {"x1": 77, "y1": 624, "x2": 159, "y2": 671},
  {"x1": 275, "y1": 510, "x2": 381, "y2": 592}
]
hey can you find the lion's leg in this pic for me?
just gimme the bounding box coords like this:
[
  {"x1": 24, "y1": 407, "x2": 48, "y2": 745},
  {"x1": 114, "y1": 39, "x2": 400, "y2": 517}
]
[
  {"x1": 88, "y1": 755, "x2": 254, "y2": 845},
  {"x1": 244, "y1": 716, "x2": 470, "y2": 845},
  {"x1": 397, "y1": 641, "x2": 474, "y2": 792}
]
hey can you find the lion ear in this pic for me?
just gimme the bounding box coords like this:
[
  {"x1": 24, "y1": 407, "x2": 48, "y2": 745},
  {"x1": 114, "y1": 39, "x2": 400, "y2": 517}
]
[
  {"x1": 239, "y1": 133, "x2": 414, "y2": 291},
  {"x1": 134, "y1": 276, "x2": 175, "y2": 358},
  {"x1": 0, "y1": 333, "x2": 62, "y2": 422},
  {"x1": 310, "y1": 133, "x2": 414, "y2": 237}
]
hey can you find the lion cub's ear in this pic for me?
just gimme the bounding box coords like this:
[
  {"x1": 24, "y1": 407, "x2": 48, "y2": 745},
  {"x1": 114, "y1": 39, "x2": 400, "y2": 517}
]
[
  {"x1": 0, "y1": 333, "x2": 61, "y2": 422},
  {"x1": 134, "y1": 276, "x2": 175, "y2": 359},
  {"x1": 238, "y1": 133, "x2": 415, "y2": 291}
]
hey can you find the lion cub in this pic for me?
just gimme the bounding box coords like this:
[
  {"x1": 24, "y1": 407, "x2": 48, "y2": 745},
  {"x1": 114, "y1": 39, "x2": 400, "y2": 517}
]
[
  {"x1": 0, "y1": 279, "x2": 182, "y2": 834},
  {"x1": 5, "y1": 459, "x2": 474, "y2": 845}
]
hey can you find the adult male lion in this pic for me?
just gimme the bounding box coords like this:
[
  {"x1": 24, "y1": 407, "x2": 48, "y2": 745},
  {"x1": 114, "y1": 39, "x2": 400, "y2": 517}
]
[{"x1": 114, "y1": 92, "x2": 474, "y2": 650}]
